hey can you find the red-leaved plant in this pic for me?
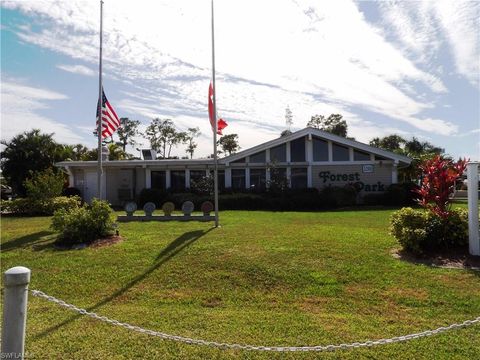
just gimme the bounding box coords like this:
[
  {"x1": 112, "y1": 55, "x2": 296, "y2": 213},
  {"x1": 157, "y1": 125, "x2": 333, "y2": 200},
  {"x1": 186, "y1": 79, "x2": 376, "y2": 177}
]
[{"x1": 415, "y1": 155, "x2": 468, "y2": 218}]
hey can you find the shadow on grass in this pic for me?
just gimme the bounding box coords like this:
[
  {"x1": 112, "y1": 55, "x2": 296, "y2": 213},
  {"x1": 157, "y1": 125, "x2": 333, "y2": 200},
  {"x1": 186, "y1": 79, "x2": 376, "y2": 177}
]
[
  {"x1": 34, "y1": 227, "x2": 214, "y2": 339},
  {"x1": 1, "y1": 231, "x2": 55, "y2": 252}
]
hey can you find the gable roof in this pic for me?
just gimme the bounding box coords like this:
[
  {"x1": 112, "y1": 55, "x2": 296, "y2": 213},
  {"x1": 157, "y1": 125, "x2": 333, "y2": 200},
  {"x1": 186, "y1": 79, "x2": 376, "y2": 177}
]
[{"x1": 220, "y1": 127, "x2": 411, "y2": 165}]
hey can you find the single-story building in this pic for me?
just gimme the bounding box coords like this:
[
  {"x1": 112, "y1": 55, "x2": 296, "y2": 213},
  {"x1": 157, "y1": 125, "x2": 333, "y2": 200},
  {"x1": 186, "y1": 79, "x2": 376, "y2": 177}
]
[{"x1": 57, "y1": 127, "x2": 412, "y2": 206}]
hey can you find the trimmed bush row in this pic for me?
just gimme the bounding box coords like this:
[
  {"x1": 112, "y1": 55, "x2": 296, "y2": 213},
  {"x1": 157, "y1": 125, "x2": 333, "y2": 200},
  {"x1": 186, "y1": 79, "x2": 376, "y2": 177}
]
[
  {"x1": 1, "y1": 196, "x2": 81, "y2": 216},
  {"x1": 136, "y1": 182, "x2": 417, "y2": 211}
]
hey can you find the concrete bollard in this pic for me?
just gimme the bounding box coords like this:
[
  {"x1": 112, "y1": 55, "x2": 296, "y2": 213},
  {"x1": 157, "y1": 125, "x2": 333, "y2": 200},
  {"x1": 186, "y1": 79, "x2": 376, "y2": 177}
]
[{"x1": 1, "y1": 266, "x2": 31, "y2": 360}]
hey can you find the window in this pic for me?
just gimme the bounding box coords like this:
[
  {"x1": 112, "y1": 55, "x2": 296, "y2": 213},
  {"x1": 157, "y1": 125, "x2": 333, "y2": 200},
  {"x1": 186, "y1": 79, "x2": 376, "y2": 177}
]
[
  {"x1": 231, "y1": 169, "x2": 245, "y2": 190},
  {"x1": 170, "y1": 170, "x2": 185, "y2": 191},
  {"x1": 270, "y1": 144, "x2": 286, "y2": 162},
  {"x1": 209, "y1": 170, "x2": 225, "y2": 190},
  {"x1": 290, "y1": 137, "x2": 306, "y2": 162},
  {"x1": 190, "y1": 170, "x2": 206, "y2": 188},
  {"x1": 250, "y1": 168, "x2": 266, "y2": 191},
  {"x1": 354, "y1": 150, "x2": 370, "y2": 161},
  {"x1": 375, "y1": 155, "x2": 388, "y2": 161},
  {"x1": 332, "y1": 143, "x2": 349, "y2": 161},
  {"x1": 249, "y1": 151, "x2": 266, "y2": 163},
  {"x1": 291, "y1": 168, "x2": 307, "y2": 189},
  {"x1": 269, "y1": 167, "x2": 288, "y2": 189},
  {"x1": 151, "y1": 171, "x2": 166, "y2": 190},
  {"x1": 232, "y1": 157, "x2": 246, "y2": 163},
  {"x1": 313, "y1": 138, "x2": 328, "y2": 161}
]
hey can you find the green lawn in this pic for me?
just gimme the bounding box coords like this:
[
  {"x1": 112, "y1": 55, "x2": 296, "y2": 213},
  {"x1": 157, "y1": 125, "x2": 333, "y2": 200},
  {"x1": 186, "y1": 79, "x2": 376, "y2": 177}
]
[{"x1": 1, "y1": 209, "x2": 479, "y2": 359}]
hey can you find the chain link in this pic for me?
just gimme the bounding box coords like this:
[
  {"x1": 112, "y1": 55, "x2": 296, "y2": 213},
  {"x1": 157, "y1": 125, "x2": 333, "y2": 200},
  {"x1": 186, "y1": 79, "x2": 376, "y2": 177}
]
[{"x1": 30, "y1": 289, "x2": 480, "y2": 352}]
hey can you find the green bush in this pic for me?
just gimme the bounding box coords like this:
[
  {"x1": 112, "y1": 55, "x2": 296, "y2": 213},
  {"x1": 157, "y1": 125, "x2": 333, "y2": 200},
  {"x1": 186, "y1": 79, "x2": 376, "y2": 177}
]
[
  {"x1": 320, "y1": 185, "x2": 357, "y2": 207},
  {"x1": 51, "y1": 199, "x2": 115, "y2": 245},
  {"x1": 2, "y1": 196, "x2": 80, "y2": 216},
  {"x1": 24, "y1": 168, "x2": 65, "y2": 201},
  {"x1": 137, "y1": 188, "x2": 167, "y2": 207},
  {"x1": 390, "y1": 207, "x2": 469, "y2": 255}
]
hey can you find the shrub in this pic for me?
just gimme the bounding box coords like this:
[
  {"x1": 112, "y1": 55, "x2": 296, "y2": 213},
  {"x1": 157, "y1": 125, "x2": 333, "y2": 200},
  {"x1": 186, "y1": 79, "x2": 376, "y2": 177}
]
[
  {"x1": 137, "y1": 188, "x2": 167, "y2": 207},
  {"x1": 51, "y1": 199, "x2": 115, "y2": 245},
  {"x1": 390, "y1": 207, "x2": 469, "y2": 255},
  {"x1": 320, "y1": 185, "x2": 357, "y2": 207},
  {"x1": 1, "y1": 196, "x2": 80, "y2": 215},
  {"x1": 24, "y1": 168, "x2": 65, "y2": 201}
]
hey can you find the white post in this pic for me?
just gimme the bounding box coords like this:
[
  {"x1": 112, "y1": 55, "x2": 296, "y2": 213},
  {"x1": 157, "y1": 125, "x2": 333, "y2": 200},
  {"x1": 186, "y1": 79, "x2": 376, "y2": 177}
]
[
  {"x1": 1, "y1": 266, "x2": 31, "y2": 360},
  {"x1": 467, "y1": 162, "x2": 479, "y2": 256}
]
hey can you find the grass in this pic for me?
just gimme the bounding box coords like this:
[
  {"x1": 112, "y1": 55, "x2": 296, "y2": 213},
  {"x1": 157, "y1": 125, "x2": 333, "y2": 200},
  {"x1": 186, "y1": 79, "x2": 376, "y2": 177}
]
[{"x1": 1, "y1": 208, "x2": 479, "y2": 359}]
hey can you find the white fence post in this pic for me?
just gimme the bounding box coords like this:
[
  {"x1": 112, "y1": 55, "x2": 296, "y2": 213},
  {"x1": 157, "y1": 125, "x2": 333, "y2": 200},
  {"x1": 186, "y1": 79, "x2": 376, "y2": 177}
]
[
  {"x1": 1, "y1": 266, "x2": 31, "y2": 360},
  {"x1": 467, "y1": 162, "x2": 479, "y2": 256}
]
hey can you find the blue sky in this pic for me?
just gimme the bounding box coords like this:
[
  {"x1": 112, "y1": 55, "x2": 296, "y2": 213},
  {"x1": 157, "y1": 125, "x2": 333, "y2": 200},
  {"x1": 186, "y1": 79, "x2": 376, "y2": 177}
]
[{"x1": 1, "y1": 0, "x2": 479, "y2": 160}]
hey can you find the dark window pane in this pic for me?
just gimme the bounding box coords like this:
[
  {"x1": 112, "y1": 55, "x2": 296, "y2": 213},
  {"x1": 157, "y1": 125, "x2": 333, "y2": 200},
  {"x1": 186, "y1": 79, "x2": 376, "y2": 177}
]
[
  {"x1": 291, "y1": 137, "x2": 306, "y2": 162},
  {"x1": 270, "y1": 144, "x2": 286, "y2": 162},
  {"x1": 375, "y1": 155, "x2": 388, "y2": 161},
  {"x1": 209, "y1": 170, "x2": 225, "y2": 190},
  {"x1": 332, "y1": 143, "x2": 349, "y2": 161},
  {"x1": 249, "y1": 151, "x2": 266, "y2": 163},
  {"x1": 291, "y1": 168, "x2": 307, "y2": 189},
  {"x1": 190, "y1": 170, "x2": 206, "y2": 188},
  {"x1": 232, "y1": 157, "x2": 246, "y2": 163},
  {"x1": 250, "y1": 168, "x2": 266, "y2": 191},
  {"x1": 313, "y1": 138, "x2": 328, "y2": 161},
  {"x1": 170, "y1": 170, "x2": 185, "y2": 191},
  {"x1": 231, "y1": 169, "x2": 245, "y2": 190},
  {"x1": 151, "y1": 171, "x2": 166, "y2": 190},
  {"x1": 354, "y1": 150, "x2": 370, "y2": 161}
]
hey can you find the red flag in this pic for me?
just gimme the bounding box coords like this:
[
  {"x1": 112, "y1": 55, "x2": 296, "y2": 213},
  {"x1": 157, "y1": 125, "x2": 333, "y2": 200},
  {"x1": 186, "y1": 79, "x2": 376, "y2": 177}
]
[
  {"x1": 208, "y1": 82, "x2": 215, "y2": 130},
  {"x1": 217, "y1": 118, "x2": 228, "y2": 135}
]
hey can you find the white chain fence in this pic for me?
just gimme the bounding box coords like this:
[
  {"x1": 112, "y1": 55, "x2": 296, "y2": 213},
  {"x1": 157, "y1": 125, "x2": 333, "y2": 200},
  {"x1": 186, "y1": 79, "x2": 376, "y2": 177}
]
[{"x1": 31, "y1": 289, "x2": 480, "y2": 352}]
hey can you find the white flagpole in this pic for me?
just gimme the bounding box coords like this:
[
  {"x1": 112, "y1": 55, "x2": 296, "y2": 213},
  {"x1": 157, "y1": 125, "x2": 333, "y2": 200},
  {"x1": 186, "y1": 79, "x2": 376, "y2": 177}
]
[
  {"x1": 211, "y1": 0, "x2": 219, "y2": 227},
  {"x1": 97, "y1": 0, "x2": 104, "y2": 199}
]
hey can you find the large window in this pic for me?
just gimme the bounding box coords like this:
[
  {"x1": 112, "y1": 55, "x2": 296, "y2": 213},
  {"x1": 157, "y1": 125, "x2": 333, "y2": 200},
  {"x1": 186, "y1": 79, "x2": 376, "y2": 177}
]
[
  {"x1": 249, "y1": 151, "x2": 266, "y2": 163},
  {"x1": 291, "y1": 168, "x2": 307, "y2": 189},
  {"x1": 354, "y1": 150, "x2": 370, "y2": 161},
  {"x1": 209, "y1": 170, "x2": 225, "y2": 190},
  {"x1": 313, "y1": 138, "x2": 328, "y2": 161},
  {"x1": 151, "y1": 171, "x2": 166, "y2": 190},
  {"x1": 332, "y1": 143, "x2": 349, "y2": 161},
  {"x1": 290, "y1": 137, "x2": 306, "y2": 162},
  {"x1": 250, "y1": 168, "x2": 266, "y2": 191},
  {"x1": 270, "y1": 167, "x2": 288, "y2": 189},
  {"x1": 190, "y1": 170, "x2": 205, "y2": 186},
  {"x1": 170, "y1": 170, "x2": 185, "y2": 191},
  {"x1": 270, "y1": 144, "x2": 286, "y2": 162},
  {"x1": 231, "y1": 169, "x2": 245, "y2": 190}
]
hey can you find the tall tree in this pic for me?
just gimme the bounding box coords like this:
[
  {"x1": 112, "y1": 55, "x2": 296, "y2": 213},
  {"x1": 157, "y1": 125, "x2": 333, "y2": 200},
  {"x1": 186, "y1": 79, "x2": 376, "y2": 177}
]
[
  {"x1": 116, "y1": 117, "x2": 141, "y2": 152},
  {"x1": 0, "y1": 129, "x2": 65, "y2": 196},
  {"x1": 184, "y1": 127, "x2": 201, "y2": 159},
  {"x1": 217, "y1": 134, "x2": 240, "y2": 156},
  {"x1": 307, "y1": 113, "x2": 348, "y2": 137},
  {"x1": 369, "y1": 135, "x2": 406, "y2": 153},
  {"x1": 145, "y1": 118, "x2": 184, "y2": 158}
]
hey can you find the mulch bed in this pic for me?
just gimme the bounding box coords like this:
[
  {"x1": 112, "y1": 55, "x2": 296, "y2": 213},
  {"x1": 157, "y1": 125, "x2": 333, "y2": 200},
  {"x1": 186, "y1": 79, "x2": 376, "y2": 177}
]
[
  {"x1": 392, "y1": 248, "x2": 480, "y2": 270},
  {"x1": 55, "y1": 235, "x2": 123, "y2": 250}
]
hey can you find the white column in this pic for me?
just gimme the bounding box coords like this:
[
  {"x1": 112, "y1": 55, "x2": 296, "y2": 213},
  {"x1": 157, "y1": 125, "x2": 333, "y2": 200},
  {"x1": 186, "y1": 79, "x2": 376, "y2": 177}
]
[
  {"x1": 349, "y1": 147, "x2": 354, "y2": 161},
  {"x1": 266, "y1": 148, "x2": 271, "y2": 163},
  {"x1": 306, "y1": 136, "x2": 313, "y2": 163},
  {"x1": 328, "y1": 141, "x2": 333, "y2": 162},
  {"x1": 286, "y1": 142, "x2": 291, "y2": 163},
  {"x1": 225, "y1": 168, "x2": 232, "y2": 188},
  {"x1": 467, "y1": 162, "x2": 479, "y2": 256},
  {"x1": 286, "y1": 167, "x2": 292, "y2": 188},
  {"x1": 1, "y1": 266, "x2": 30, "y2": 360},
  {"x1": 165, "y1": 169, "x2": 171, "y2": 189},
  {"x1": 392, "y1": 161, "x2": 398, "y2": 184},
  {"x1": 145, "y1": 168, "x2": 151, "y2": 189},
  {"x1": 245, "y1": 168, "x2": 250, "y2": 189},
  {"x1": 185, "y1": 169, "x2": 190, "y2": 189}
]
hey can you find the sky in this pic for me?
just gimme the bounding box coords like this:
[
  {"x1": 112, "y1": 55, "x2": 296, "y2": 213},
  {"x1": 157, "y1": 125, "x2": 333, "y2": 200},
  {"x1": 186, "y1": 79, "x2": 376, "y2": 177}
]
[{"x1": 1, "y1": 0, "x2": 479, "y2": 160}]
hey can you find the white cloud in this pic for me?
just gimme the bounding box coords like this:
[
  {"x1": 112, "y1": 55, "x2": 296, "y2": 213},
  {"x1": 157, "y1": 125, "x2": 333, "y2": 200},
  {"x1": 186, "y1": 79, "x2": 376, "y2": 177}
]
[
  {"x1": 0, "y1": 80, "x2": 86, "y2": 144},
  {"x1": 56, "y1": 64, "x2": 95, "y2": 76},
  {"x1": 2, "y1": 0, "x2": 467, "y2": 151}
]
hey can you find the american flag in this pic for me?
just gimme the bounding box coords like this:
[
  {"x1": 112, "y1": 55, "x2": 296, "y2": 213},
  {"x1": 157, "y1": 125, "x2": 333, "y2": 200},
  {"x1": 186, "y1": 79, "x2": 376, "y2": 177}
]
[{"x1": 96, "y1": 88, "x2": 120, "y2": 139}]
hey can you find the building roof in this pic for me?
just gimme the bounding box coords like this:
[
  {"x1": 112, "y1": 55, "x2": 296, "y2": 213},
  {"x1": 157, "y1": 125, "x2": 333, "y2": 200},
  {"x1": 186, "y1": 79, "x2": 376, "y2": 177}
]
[{"x1": 57, "y1": 127, "x2": 411, "y2": 167}]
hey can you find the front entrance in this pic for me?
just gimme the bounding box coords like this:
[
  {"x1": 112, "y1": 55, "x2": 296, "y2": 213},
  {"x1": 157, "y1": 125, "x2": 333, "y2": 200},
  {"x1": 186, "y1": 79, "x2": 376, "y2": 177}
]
[{"x1": 84, "y1": 171, "x2": 98, "y2": 203}]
